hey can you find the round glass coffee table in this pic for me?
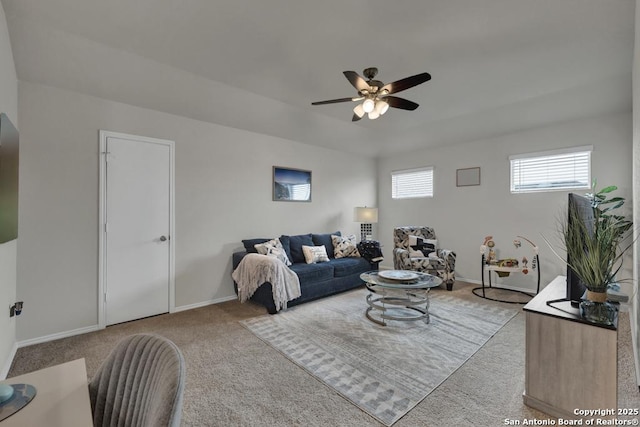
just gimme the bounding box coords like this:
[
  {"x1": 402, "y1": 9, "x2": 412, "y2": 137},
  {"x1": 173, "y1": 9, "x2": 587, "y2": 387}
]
[{"x1": 360, "y1": 270, "x2": 443, "y2": 326}]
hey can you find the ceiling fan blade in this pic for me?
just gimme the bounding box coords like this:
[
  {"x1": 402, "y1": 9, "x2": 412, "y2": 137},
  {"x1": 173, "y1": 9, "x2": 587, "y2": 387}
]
[
  {"x1": 343, "y1": 71, "x2": 371, "y2": 93},
  {"x1": 385, "y1": 96, "x2": 419, "y2": 111},
  {"x1": 381, "y1": 72, "x2": 431, "y2": 95},
  {"x1": 352, "y1": 113, "x2": 363, "y2": 122},
  {"x1": 311, "y1": 97, "x2": 359, "y2": 105}
]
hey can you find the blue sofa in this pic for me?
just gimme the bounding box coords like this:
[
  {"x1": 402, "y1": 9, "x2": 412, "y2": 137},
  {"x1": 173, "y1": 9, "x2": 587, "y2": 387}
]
[{"x1": 232, "y1": 232, "x2": 377, "y2": 314}]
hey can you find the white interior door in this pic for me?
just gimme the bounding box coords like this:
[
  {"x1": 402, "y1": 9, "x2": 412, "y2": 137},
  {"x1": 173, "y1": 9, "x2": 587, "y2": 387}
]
[{"x1": 100, "y1": 132, "x2": 174, "y2": 326}]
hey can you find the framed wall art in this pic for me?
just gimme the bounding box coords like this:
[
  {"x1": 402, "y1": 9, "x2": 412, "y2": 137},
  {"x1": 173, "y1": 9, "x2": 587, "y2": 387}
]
[
  {"x1": 456, "y1": 167, "x2": 481, "y2": 187},
  {"x1": 273, "y1": 166, "x2": 312, "y2": 202}
]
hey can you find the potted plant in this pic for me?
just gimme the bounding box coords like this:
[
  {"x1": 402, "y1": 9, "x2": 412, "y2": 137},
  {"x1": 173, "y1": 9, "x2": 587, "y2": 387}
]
[{"x1": 562, "y1": 185, "x2": 633, "y2": 325}]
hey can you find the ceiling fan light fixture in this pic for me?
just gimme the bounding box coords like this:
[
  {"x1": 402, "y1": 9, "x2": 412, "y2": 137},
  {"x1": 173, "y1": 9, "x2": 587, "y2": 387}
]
[
  {"x1": 311, "y1": 68, "x2": 430, "y2": 121},
  {"x1": 375, "y1": 100, "x2": 389, "y2": 116},
  {"x1": 353, "y1": 103, "x2": 365, "y2": 118},
  {"x1": 363, "y1": 98, "x2": 375, "y2": 113}
]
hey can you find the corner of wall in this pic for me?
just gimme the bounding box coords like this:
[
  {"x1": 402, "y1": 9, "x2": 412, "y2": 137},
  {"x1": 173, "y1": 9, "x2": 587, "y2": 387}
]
[{"x1": 0, "y1": 0, "x2": 19, "y2": 377}]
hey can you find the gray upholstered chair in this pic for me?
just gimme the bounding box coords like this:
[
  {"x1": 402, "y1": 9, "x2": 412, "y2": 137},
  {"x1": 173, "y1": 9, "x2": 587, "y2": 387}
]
[
  {"x1": 89, "y1": 334, "x2": 186, "y2": 427},
  {"x1": 393, "y1": 226, "x2": 456, "y2": 290}
]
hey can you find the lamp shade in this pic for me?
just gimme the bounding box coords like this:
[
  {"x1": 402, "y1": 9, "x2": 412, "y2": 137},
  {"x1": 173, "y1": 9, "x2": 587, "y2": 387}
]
[
  {"x1": 354, "y1": 207, "x2": 378, "y2": 223},
  {"x1": 362, "y1": 98, "x2": 375, "y2": 113},
  {"x1": 376, "y1": 100, "x2": 389, "y2": 115},
  {"x1": 353, "y1": 103, "x2": 365, "y2": 118}
]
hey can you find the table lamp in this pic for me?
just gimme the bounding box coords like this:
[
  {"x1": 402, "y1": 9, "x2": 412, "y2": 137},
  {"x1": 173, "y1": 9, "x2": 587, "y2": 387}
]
[{"x1": 354, "y1": 207, "x2": 378, "y2": 241}]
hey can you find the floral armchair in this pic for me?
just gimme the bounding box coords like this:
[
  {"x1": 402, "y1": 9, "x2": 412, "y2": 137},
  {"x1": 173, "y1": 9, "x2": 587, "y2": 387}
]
[{"x1": 392, "y1": 226, "x2": 456, "y2": 291}]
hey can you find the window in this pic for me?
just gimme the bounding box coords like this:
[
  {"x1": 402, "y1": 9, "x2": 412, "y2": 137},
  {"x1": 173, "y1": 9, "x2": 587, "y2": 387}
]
[
  {"x1": 391, "y1": 167, "x2": 434, "y2": 199},
  {"x1": 510, "y1": 146, "x2": 592, "y2": 193}
]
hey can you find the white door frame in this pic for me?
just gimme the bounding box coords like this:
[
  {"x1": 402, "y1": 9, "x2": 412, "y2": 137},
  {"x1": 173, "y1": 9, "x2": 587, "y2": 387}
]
[{"x1": 98, "y1": 130, "x2": 176, "y2": 329}]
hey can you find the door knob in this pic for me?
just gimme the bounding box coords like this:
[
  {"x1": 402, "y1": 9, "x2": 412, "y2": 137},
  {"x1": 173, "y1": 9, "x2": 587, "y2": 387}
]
[{"x1": 160, "y1": 235, "x2": 168, "y2": 242}]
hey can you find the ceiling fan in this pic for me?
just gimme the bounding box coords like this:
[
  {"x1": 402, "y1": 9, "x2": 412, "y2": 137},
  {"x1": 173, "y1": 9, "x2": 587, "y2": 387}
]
[{"x1": 311, "y1": 67, "x2": 431, "y2": 121}]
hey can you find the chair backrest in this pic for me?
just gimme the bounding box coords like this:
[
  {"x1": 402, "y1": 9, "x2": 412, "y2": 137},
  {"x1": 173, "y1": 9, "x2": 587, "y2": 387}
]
[
  {"x1": 89, "y1": 334, "x2": 186, "y2": 427},
  {"x1": 393, "y1": 226, "x2": 437, "y2": 250}
]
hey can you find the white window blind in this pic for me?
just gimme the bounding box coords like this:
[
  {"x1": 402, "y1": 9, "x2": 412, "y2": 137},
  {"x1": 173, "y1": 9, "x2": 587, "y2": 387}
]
[
  {"x1": 510, "y1": 146, "x2": 592, "y2": 193},
  {"x1": 391, "y1": 167, "x2": 434, "y2": 199}
]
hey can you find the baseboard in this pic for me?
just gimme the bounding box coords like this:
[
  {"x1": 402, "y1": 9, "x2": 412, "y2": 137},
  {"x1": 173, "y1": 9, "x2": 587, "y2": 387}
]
[
  {"x1": 456, "y1": 276, "x2": 481, "y2": 285},
  {"x1": 1, "y1": 342, "x2": 17, "y2": 379},
  {"x1": 456, "y1": 276, "x2": 538, "y2": 294},
  {"x1": 172, "y1": 295, "x2": 237, "y2": 313},
  {"x1": 15, "y1": 295, "x2": 236, "y2": 348},
  {"x1": 17, "y1": 325, "x2": 101, "y2": 348}
]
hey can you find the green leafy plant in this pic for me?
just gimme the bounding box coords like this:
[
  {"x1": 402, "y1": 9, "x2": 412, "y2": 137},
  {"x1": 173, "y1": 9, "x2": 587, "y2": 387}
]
[{"x1": 563, "y1": 185, "x2": 633, "y2": 293}]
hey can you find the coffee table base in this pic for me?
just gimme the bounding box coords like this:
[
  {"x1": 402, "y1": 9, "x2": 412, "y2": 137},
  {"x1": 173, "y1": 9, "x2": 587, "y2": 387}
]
[{"x1": 365, "y1": 287, "x2": 431, "y2": 326}]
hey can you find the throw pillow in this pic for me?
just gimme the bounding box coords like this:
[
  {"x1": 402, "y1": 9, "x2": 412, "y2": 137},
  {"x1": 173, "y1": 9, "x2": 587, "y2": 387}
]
[
  {"x1": 302, "y1": 245, "x2": 330, "y2": 264},
  {"x1": 332, "y1": 234, "x2": 360, "y2": 258},
  {"x1": 312, "y1": 231, "x2": 340, "y2": 258},
  {"x1": 242, "y1": 238, "x2": 271, "y2": 254},
  {"x1": 254, "y1": 238, "x2": 292, "y2": 266},
  {"x1": 408, "y1": 235, "x2": 437, "y2": 256}
]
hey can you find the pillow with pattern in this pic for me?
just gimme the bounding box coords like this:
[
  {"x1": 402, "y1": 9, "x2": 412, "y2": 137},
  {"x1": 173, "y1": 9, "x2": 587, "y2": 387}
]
[
  {"x1": 331, "y1": 234, "x2": 360, "y2": 258},
  {"x1": 254, "y1": 238, "x2": 292, "y2": 266},
  {"x1": 302, "y1": 245, "x2": 330, "y2": 264},
  {"x1": 408, "y1": 235, "x2": 437, "y2": 257}
]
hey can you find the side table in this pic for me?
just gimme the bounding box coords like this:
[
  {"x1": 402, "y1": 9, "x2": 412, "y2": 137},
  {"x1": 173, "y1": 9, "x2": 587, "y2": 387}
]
[{"x1": 360, "y1": 270, "x2": 442, "y2": 326}]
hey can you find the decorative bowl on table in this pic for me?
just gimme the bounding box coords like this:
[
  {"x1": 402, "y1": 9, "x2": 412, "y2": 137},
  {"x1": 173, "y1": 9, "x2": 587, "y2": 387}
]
[{"x1": 378, "y1": 270, "x2": 419, "y2": 281}]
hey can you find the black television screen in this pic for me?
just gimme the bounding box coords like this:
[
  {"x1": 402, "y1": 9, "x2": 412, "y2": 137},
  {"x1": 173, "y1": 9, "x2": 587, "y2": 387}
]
[
  {"x1": 566, "y1": 192, "x2": 594, "y2": 305},
  {"x1": 0, "y1": 113, "x2": 19, "y2": 243}
]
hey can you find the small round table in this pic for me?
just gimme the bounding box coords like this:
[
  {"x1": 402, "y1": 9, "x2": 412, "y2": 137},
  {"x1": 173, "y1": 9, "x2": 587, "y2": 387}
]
[{"x1": 360, "y1": 270, "x2": 443, "y2": 326}]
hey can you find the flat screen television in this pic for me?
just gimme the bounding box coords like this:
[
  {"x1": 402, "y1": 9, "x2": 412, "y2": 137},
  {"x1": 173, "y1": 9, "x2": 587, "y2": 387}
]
[
  {"x1": 566, "y1": 192, "x2": 594, "y2": 306},
  {"x1": 0, "y1": 113, "x2": 19, "y2": 243}
]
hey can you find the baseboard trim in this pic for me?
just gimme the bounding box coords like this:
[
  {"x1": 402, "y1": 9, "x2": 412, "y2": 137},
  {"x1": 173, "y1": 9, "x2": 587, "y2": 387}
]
[
  {"x1": 17, "y1": 325, "x2": 101, "y2": 348},
  {"x1": 1, "y1": 342, "x2": 18, "y2": 379},
  {"x1": 456, "y1": 276, "x2": 538, "y2": 293},
  {"x1": 456, "y1": 277, "x2": 481, "y2": 286},
  {"x1": 172, "y1": 295, "x2": 238, "y2": 313},
  {"x1": 16, "y1": 296, "x2": 238, "y2": 348}
]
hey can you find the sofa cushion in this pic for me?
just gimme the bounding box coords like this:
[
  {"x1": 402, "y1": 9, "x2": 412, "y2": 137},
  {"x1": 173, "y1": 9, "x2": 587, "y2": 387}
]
[
  {"x1": 242, "y1": 238, "x2": 271, "y2": 253},
  {"x1": 282, "y1": 233, "x2": 314, "y2": 263},
  {"x1": 312, "y1": 231, "x2": 340, "y2": 258},
  {"x1": 289, "y1": 262, "x2": 334, "y2": 284},
  {"x1": 331, "y1": 257, "x2": 371, "y2": 277},
  {"x1": 278, "y1": 235, "x2": 291, "y2": 259}
]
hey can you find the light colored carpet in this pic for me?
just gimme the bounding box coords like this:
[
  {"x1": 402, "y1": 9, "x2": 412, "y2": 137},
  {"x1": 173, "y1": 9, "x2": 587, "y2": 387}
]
[
  {"x1": 8, "y1": 282, "x2": 639, "y2": 426},
  {"x1": 241, "y1": 288, "x2": 518, "y2": 425}
]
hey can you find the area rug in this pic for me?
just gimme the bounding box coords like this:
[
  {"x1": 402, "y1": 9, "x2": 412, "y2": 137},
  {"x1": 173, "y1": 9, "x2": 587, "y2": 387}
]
[{"x1": 240, "y1": 288, "x2": 518, "y2": 426}]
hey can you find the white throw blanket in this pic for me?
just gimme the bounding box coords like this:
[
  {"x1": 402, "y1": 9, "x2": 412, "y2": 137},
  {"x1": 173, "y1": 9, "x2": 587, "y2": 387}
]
[{"x1": 232, "y1": 253, "x2": 301, "y2": 312}]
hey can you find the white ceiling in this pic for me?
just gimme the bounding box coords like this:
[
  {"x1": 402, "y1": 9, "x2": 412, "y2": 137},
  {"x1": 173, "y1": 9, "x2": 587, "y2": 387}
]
[{"x1": 1, "y1": 0, "x2": 635, "y2": 156}]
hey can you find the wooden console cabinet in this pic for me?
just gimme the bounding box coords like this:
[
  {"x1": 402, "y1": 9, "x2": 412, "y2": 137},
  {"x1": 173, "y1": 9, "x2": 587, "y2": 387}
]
[{"x1": 523, "y1": 276, "x2": 617, "y2": 418}]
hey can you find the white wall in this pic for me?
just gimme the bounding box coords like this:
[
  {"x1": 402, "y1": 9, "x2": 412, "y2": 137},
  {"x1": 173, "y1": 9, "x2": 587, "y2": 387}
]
[
  {"x1": 378, "y1": 112, "x2": 633, "y2": 294},
  {"x1": 0, "y1": 1, "x2": 18, "y2": 376},
  {"x1": 15, "y1": 81, "x2": 376, "y2": 341}
]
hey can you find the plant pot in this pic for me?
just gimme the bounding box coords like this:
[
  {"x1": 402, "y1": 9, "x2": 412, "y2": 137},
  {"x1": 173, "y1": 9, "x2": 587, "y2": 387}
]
[{"x1": 579, "y1": 291, "x2": 618, "y2": 326}]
